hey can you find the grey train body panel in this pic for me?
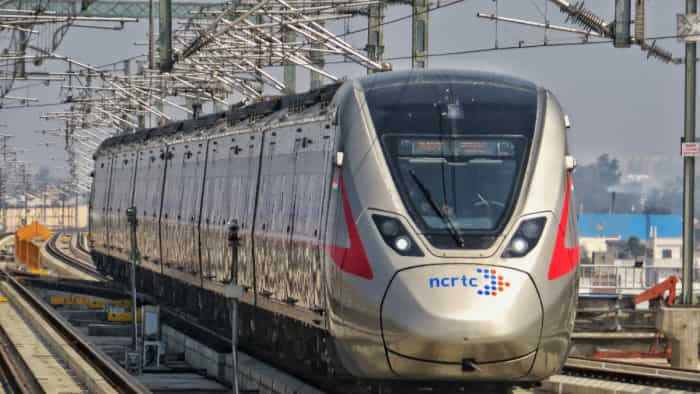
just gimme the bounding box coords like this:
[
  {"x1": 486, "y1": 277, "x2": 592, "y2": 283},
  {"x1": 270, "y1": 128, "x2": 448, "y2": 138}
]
[{"x1": 88, "y1": 69, "x2": 579, "y2": 384}]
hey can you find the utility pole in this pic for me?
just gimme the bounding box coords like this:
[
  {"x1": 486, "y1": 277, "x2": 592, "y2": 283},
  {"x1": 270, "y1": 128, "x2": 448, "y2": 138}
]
[
  {"x1": 75, "y1": 192, "x2": 79, "y2": 229},
  {"x1": 310, "y1": 22, "x2": 324, "y2": 90},
  {"x1": 0, "y1": 135, "x2": 12, "y2": 232},
  {"x1": 159, "y1": 0, "x2": 173, "y2": 72},
  {"x1": 682, "y1": 0, "x2": 697, "y2": 305},
  {"x1": 148, "y1": 0, "x2": 156, "y2": 70},
  {"x1": 367, "y1": 3, "x2": 384, "y2": 73},
  {"x1": 283, "y1": 28, "x2": 296, "y2": 94},
  {"x1": 136, "y1": 62, "x2": 146, "y2": 129},
  {"x1": 61, "y1": 197, "x2": 65, "y2": 232},
  {"x1": 42, "y1": 188, "x2": 46, "y2": 224},
  {"x1": 126, "y1": 207, "x2": 140, "y2": 370},
  {"x1": 227, "y1": 220, "x2": 241, "y2": 394},
  {"x1": 412, "y1": 0, "x2": 429, "y2": 68},
  {"x1": 20, "y1": 164, "x2": 28, "y2": 226}
]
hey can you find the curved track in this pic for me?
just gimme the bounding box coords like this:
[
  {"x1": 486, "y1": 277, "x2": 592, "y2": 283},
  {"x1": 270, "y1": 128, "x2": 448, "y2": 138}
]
[{"x1": 46, "y1": 234, "x2": 104, "y2": 280}]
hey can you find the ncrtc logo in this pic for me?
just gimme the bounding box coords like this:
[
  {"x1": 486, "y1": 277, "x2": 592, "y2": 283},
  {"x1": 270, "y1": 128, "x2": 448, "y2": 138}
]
[{"x1": 428, "y1": 267, "x2": 511, "y2": 297}]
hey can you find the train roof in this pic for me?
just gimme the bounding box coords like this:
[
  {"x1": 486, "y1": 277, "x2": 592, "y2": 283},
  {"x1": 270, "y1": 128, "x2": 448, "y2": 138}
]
[
  {"x1": 96, "y1": 81, "x2": 341, "y2": 152},
  {"x1": 357, "y1": 69, "x2": 538, "y2": 93}
]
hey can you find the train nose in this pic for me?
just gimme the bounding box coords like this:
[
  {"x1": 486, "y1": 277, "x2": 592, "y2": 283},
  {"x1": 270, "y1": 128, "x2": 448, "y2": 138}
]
[{"x1": 381, "y1": 264, "x2": 543, "y2": 378}]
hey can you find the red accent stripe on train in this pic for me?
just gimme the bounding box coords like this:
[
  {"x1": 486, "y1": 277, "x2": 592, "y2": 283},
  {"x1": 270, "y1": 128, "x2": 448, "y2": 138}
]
[
  {"x1": 547, "y1": 175, "x2": 580, "y2": 280},
  {"x1": 328, "y1": 175, "x2": 374, "y2": 280}
]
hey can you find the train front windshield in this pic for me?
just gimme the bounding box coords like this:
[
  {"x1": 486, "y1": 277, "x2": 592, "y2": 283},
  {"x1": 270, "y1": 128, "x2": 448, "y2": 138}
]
[
  {"x1": 362, "y1": 71, "x2": 538, "y2": 248},
  {"x1": 388, "y1": 137, "x2": 525, "y2": 232}
]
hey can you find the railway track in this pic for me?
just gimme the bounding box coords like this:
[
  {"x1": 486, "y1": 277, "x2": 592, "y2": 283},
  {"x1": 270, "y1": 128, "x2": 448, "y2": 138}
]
[
  {"x1": 0, "y1": 268, "x2": 149, "y2": 394},
  {"x1": 0, "y1": 317, "x2": 44, "y2": 394},
  {"x1": 562, "y1": 356, "x2": 700, "y2": 391},
  {"x1": 74, "y1": 232, "x2": 91, "y2": 257},
  {"x1": 40, "y1": 232, "x2": 327, "y2": 394},
  {"x1": 43, "y1": 232, "x2": 700, "y2": 393},
  {"x1": 46, "y1": 233, "x2": 104, "y2": 279}
]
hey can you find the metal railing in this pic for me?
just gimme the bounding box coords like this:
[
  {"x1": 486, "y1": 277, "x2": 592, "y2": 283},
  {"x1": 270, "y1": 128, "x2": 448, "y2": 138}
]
[{"x1": 578, "y1": 264, "x2": 700, "y2": 294}]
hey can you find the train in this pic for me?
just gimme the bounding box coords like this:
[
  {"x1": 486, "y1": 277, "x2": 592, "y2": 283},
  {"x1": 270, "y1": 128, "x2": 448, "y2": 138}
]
[{"x1": 89, "y1": 69, "x2": 580, "y2": 391}]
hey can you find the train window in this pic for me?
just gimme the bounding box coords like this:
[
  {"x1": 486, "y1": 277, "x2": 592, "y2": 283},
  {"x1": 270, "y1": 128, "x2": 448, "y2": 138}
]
[
  {"x1": 384, "y1": 135, "x2": 526, "y2": 236},
  {"x1": 362, "y1": 72, "x2": 537, "y2": 138}
]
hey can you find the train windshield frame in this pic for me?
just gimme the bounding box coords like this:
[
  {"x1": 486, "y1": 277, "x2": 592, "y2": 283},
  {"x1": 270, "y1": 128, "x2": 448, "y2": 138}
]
[
  {"x1": 362, "y1": 74, "x2": 537, "y2": 247},
  {"x1": 384, "y1": 135, "x2": 527, "y2": 236}
]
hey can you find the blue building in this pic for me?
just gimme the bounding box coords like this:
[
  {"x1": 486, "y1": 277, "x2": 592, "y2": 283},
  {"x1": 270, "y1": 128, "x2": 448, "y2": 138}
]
[{"x1": 578, "y1": 214, "x2": 682, "y2": 241}]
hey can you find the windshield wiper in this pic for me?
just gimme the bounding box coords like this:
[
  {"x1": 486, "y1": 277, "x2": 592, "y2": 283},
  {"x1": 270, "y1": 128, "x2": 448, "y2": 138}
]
[{"x1": 408, "y1": 169, "x2": 465, "y2": 247}]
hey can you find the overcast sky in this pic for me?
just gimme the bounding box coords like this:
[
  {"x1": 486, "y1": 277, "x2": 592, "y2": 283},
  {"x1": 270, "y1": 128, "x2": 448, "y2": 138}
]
[{"x1": 0, "y1": 0, "x2": 693, "y2": 179}]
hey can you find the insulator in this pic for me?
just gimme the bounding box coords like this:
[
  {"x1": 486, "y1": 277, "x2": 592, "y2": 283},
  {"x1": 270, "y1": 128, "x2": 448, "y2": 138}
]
[
  {"x1": 645, "y1": 41, "x2": 676, "y2": 64},
  {"x1": 566, "y1": 2, "x2": 611, "y2": 36}
]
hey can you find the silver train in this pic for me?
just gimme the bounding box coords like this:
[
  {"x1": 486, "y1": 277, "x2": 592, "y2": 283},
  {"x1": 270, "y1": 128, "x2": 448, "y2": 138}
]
[{"x1": 89, "y1": 69, "x2": 580, "y2": 388}]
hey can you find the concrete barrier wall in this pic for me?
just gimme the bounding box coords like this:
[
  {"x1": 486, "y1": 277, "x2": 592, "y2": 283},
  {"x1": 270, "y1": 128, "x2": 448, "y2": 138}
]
[{"x1": 162, "y1": 325, "x2": 325, "y2": 394}]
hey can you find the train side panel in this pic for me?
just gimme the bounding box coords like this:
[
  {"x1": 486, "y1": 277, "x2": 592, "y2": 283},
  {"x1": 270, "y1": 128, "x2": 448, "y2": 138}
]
[
  {"x1": 200, "y1": 130, "x2": 262, "y2": 287},
  {"x1": 160, "y1": 141, "x2": 206, "y2": 274},
  {"x1": 132, "y1": 145, "x2": 168, "y2": 265},
  {"x1": 89, "y1": 154, "x2": 114, "y2": 256},
  {"x1": 254, "y1": 125, "x2": 295, "y2": 302},
  {"x1": 525, "y1": 92, "x2": 579, "y2": 380},
  {"x1": 104, "y1": 150, "x2": 137, "y2": 262},
  {"x1": 287, "y1": 119, "x2": 335, "y2": 309}
]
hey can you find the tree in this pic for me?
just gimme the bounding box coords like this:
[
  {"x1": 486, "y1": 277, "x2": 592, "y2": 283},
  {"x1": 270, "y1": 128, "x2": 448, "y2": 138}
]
[
  {"x1": 574, "y1": 154, "x2": 622, "y2": 213},
  {"x1": 627, "y1": 236, "x2": 645, "y2": 257}
]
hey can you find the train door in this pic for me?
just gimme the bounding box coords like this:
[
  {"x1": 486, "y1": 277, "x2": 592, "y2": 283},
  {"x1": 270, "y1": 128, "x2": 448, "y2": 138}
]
[
  {"x1": 182, "y1": 140, "x2": 207, "y2": 277},
  {"x1": 200, "y1": 132, "x2": 261, "y2": 288},
  {"x1": 288, "y1": 120, "x2": 336, "y2": 310},
  {"x1": 132, "y1": 145, "x2": 167, "y2": 266},
  {"x1": 160, "y1": 140, "x2": 206, "y2": 274},
  {"x1": 105, "y1": 150, "x2": 137, "y2": 262},
  {"x1": 89, "y1": 154, "x2": 114, "y2": 256},
  {"x1": 160, "y1": 144, "x2": 184, "y2": 270},
  {"x1": 254, "y1": 125, "x2": 296, "y2": 303}
]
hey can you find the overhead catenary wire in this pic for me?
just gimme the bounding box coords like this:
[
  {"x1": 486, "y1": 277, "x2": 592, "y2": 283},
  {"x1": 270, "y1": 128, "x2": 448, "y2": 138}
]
[{"x1": 4, "y1": 29, "x2": 698, "y2": 112}]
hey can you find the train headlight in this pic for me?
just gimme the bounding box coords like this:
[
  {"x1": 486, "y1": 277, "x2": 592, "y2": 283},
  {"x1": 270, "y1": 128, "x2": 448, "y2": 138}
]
[
  {"x1": 510, "y1": 237, "x2": 529, "y2": 254},
  {"x1": 394, "y1": 236, "x2": 412, "y2": 251},
  {"x1": 502, "y1": 217, "x2": 546, "y2": 258},
  {"x1": 372, "y1": 215, "x2": 423, "y2": 257}
]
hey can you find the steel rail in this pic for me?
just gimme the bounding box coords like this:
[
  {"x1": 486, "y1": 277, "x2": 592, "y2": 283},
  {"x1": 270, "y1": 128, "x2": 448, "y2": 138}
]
[
  {"x1": 0, "y1": 322, "x2": 43, "y2": 394},
  {"x1": 45, "y1": 233, "x2": 105, "y2": 280},
  {"x1": 564, "y1": 356, "x2": 700, "y2": 391},
  {"x1": 69, "y1": 233, "x2": 92, "y2": 263},
  {"x1": 75, "y1": 233, "x2": 90, "y2": 256},
  {"x1": 0, "y1": 270, "x2": 148, "y2": 394}
]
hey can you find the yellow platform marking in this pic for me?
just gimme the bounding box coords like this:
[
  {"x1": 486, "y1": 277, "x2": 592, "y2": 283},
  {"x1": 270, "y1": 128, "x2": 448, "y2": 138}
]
[
  {"x1": 107, "y1": 311, "x2": 141, "y2": 322},
  {"x1": 49, "y1": 295, "x2": 131, "y2": 309}
]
